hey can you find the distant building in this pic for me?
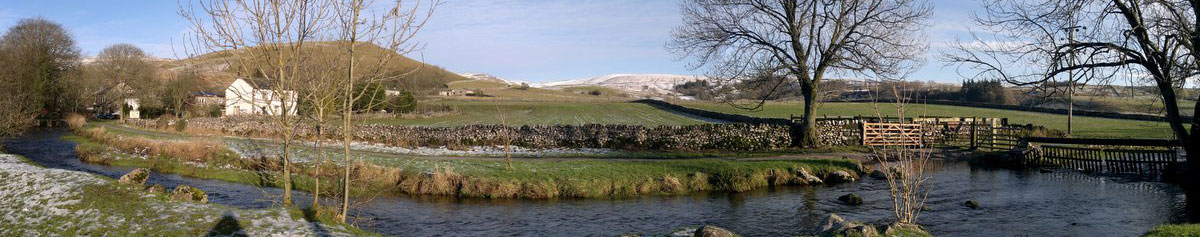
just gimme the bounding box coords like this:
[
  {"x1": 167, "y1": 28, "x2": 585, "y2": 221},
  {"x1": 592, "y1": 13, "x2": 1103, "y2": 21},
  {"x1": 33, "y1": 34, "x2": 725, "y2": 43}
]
[
  {"x1": 438, "y1": 89, "x2": 476, "y2": 96},
  {"x1": 193, "y1": 92, "x2": 224, "y2": 106},
  {"x1": 224, "y1": 78, "x2": 297, "y2": 116},
  {"x1": 124, "y1": 98, "x2": 141, "y2": 119}
]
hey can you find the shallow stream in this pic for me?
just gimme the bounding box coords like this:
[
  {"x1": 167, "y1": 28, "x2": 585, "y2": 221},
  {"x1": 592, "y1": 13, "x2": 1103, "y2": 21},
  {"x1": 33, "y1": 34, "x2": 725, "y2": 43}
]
[{"x1": 4, "y1": 129, "x2": 1192, "y2": 236}]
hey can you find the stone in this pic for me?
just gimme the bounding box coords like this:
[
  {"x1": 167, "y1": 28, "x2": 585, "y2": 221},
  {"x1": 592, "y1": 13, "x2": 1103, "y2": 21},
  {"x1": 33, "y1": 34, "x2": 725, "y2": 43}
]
[
  {"x1": 118, "y1": 168, "x2": 150, "y2": 186},
  {"x1": 171, "y1": 185, "x2": 209, "y2": 203},
  {"x1": 964, "y1": 200, "x2": 981, "y2": 209},
  {"x1": 880, "y1": 222, "x2": 930, "y2": 236},
  {"x1": 693, "y1": 225, "x2": 736, "y2": 237},
  {"x1": 841, "y1": 224, "x2": 879, "y2": 237},
  {"x1": 869, "y1": 169, "x2": 888, "y2": 180},
  {"x1": 798, "y1": 168, "x2": 823, "y2": 184},
  {"x1": 838, "y1": 193, "x2": 863, "y2": 205},
  {"x1": 816, "y1": 213, "x2": 878, "y2": 237},
  {"x1": 145, "y1": 184, "x2": 165, "y2": 193},
  {"x1": 817, "y1": 213, "x2": 848, "y2": 233},
  {"x1": 826, "y1": 171, "x2": 856, "y2": 184}
]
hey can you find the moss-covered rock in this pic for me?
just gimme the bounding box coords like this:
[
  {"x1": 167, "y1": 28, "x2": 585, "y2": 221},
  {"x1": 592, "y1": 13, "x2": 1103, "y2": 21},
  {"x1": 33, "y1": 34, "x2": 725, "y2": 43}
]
[
  {"x1": 171, "y1": 185, "x2": 209, "y2": 203},
  {"x1": 118, "y1": 168, "x2": 150, "y2": 186}
]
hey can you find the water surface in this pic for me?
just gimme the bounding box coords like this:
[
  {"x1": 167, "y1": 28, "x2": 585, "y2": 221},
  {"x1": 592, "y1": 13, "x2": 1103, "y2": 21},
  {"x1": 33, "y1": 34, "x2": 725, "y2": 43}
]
[{"x1": 5, "y1": 129, "x2": 1191, "y2": 236}]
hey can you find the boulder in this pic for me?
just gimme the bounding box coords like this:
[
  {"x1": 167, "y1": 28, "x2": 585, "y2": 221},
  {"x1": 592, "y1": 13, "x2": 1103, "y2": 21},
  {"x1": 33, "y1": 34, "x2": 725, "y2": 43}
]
[
  {"x1": 817, "y1": 213, "x2": 848, "y2": 233},
  {"x1": 837, "y1": 193, "x2": 863, "y2": 205},
  {"x1": 798, "y1": 168, "x2": 823, "y2": 184},
  {"x1": 118, "y1": 168, "x2": 150, "y2": 186},
  {"x1": 171, "y1": 185, "x2": 209, "y2": 203},
  {"x1": 869, "y1": 170, "x2": 887, "y2": 180},
  {"x1": 693, "y1": 225, "x2": 736, "y2": 237},
  {"x1": 826, "y1": 171, "x2": 856, "y2": 184},
  {"x1": 964, "y1": 200, "x2": 981, "y2": 209},
  {"x1": 879, "y1": 222, "x2": 930, "y2": 236},
  {"x1": 816, "y1": 213, "x2": 878, "y2": 237},
  {"x1": 145, "y1": 184, "x2": 165, "y2": 193}
]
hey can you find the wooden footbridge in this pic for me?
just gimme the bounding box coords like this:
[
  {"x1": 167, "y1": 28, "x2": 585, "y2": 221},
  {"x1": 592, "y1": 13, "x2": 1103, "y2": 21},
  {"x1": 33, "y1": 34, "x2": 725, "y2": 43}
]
[{"x1": 847, "y1": 116, "x2": 1185, "y2": 176}]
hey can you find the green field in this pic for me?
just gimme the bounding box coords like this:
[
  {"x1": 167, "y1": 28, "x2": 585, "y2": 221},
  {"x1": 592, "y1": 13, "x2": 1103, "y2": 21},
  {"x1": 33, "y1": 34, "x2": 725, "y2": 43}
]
[
  {"x1": 365, "y1": 100, "x2": 706, "y2": 127},
  {"x1": 678, "y1": 101, "x2": 1173, "y2": 139}
]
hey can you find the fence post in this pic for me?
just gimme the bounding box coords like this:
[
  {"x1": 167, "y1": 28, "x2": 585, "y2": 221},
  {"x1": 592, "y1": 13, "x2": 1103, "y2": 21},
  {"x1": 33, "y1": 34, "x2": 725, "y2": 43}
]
[
  {"x1": 860, "y1": 122, "x2": 867, "y2": 146},
  {"x1": 970, "y1": 117, "x2": 978, "y2": 150}
]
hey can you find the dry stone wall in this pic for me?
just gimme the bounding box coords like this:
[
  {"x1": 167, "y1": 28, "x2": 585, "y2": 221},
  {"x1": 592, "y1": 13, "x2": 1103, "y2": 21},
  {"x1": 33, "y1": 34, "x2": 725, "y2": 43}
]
[{"x1": 128, "y1": 117, "x2": 792, "y2": 151}]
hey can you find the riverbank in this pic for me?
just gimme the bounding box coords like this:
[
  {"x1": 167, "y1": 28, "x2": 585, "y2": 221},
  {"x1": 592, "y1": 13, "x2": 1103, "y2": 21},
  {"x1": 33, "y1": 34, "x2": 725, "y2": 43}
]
[
  {"x1": 69, "y1": 125, "x2": 863, "y2": 199},
  {"x1": 0, "y1": 153, "x2": 370, "y2": 236}
]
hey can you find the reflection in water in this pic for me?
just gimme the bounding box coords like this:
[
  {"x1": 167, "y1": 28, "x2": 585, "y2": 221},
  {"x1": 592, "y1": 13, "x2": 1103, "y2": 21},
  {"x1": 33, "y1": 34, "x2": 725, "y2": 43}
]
[{"x1": 4, "y1": 129, "x2": 1194, "y2": 236}]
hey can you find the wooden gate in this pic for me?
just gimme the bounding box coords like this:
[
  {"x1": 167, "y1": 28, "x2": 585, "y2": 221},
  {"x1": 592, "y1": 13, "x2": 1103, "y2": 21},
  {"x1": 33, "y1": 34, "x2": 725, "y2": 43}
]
[{"x1": 862, "y1": 123, "x2": 923, "y2": 146}]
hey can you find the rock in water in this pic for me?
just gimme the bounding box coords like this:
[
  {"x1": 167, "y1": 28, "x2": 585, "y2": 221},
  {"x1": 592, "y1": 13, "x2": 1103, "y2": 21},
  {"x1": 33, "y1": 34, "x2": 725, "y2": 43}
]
[
  {"x1": 838, "y1": 193, "x2": 863, "y2": 205},
  {"x1": 869, "y1": 169, "x2": 888, "y2": 180},
  {"x1": 693, "y1": 225, "x2": 736, "y2": 237},
  {"x1": 827, "y1": 171, "x2": 856, "y2": 184},
  {"x1": 798, "y1": 168, "x2": 823, "y2": 184},
  {"x1": 816, "y1": 213, "x2": 878, "y2": 237},
  {"x1": 964, "y1": 200, "x2": 981, "y2": 209},
  {"x1": 171, "y1": 185, "x2": 209, "y2": 203},
  {"x1": 118, "y1": 168, "x2": 150, "y2": 186},
  {"x1": 817, "y1": 213, "x2": 848, "y2": 233}
]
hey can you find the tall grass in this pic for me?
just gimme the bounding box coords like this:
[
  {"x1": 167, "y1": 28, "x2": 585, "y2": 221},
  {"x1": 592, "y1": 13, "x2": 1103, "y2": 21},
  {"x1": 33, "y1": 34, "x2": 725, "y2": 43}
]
[
  {"x1": 66, "y1": 113, "x2": 87, "y2": 130},
  {"x1": 77, "y1": 127, "x2": 233, "y2": 164}
]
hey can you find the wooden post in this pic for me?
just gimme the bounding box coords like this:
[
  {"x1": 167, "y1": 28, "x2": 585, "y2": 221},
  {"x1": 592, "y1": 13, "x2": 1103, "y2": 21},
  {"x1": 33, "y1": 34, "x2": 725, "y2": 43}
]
[
  {"x1": 969, "y1": 117, "x2": 978, "y2": 150},
  {"x1": 860, "y1": 122, "x2": 867, "y2": 146}
]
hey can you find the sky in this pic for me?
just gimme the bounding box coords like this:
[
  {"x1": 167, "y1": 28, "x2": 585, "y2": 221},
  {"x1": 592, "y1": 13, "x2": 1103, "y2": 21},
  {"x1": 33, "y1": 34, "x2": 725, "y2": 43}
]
[{"x1": 0, "y1": 0, "x2": 981, "y2": 84}]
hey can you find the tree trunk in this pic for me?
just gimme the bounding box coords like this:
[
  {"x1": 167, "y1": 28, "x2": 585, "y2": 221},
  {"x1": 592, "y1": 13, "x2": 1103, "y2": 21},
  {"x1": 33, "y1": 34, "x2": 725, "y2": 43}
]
[
  {"x1": 1158, "y1": 82, "x2": 1196, "y2": 168},
  {"x1": 282, "y1": 128, "x2": 293, "y2": 206},
  {"x1": 796, "y1": 80, "x2": 819, "y2": 148},
  {"x1": 312, "y1": 121, "x2": 324, "y2": 209}
]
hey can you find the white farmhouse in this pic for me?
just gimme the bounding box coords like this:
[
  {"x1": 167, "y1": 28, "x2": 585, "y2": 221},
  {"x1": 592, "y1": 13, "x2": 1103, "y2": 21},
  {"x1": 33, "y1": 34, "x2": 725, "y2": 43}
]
[{"x1": 224, "y1": 78, "x2": 297, "y2": 116}]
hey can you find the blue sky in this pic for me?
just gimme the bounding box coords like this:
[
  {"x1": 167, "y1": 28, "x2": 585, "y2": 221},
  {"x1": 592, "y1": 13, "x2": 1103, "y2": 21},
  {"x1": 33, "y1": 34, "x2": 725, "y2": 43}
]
[{"x1": 0, "y1": 0, "x2": 980, "y2": 83}]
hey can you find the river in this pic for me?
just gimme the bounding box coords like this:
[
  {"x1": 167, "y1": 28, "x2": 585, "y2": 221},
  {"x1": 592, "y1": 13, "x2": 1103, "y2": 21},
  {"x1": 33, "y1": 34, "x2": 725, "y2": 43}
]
[{"x1": 4, "y1": 129, "x2": 1193, "y2": 236}]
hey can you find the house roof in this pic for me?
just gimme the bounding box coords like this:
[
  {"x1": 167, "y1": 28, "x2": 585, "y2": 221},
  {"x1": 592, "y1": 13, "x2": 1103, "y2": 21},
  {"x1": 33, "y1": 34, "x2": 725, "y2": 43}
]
[{"x1": 235, "y1": 78, "x2": 281, "y2": 90}]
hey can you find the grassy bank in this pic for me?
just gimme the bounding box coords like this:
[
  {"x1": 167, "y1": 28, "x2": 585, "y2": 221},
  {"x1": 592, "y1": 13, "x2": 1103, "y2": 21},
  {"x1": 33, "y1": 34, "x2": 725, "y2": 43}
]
[
  {"x1": 69, "y1": 126, "x2": 862, "y2": 199},
  {"x1": 0, "y1": 153, "x2": 371, "y2": 236},
  {"x1": 1145, "y1": 224, "x2": 1200, "y2": 236},
  {"x1": 679, "y1": 101, "x2": 1172, "y2": 139}
]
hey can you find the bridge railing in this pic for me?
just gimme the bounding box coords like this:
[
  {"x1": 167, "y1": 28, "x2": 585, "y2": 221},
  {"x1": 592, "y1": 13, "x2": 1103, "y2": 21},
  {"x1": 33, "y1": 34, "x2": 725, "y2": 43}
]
[{"x1": 1015, "y1": 137, "x2": 1184, "y2": 175}]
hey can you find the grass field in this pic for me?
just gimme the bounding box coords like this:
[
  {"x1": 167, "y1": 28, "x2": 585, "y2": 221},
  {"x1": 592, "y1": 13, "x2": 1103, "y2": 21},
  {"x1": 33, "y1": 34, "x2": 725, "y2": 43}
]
[
  {"x1": 677, "y1": 101, "x2": 1173, "y2": 139},
  {"x1": 365, "y1": 100, "x2": 706, "y2": 127}
]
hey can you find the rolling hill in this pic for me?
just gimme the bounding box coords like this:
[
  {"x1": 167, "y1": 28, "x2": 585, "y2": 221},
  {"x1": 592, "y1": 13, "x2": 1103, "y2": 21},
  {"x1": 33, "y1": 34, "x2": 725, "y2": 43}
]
[{"x1": 162, "y1": 42, "x2": 469, "y2": 93}]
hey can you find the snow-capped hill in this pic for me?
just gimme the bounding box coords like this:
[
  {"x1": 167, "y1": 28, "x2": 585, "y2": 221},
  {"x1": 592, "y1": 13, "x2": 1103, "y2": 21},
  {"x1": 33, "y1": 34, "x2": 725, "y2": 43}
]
[
  {"x1": 539, "y1": 74, "x2": 705, "y2": 95},
  {"x1": 458, "y1": 73, "x2": 528, "y2": 85}
]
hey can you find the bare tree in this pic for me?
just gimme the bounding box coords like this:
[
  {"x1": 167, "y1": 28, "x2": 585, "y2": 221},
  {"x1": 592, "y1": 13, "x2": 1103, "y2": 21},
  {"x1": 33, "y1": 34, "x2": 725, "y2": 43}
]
[
  {"x1": 668, "y1": 0, "x2": 933, "y2": 148},
  {"x1": 869, "y1": 83, "x2": 932, "y2": 226},
  {"x1": 181, "y1": 0, "x2": 333, "y2": 206},
  {"x1": 0, "y1": 18, "x2": 80, "y2": 122},
  {"x1": 328, "y1": 0, "x2": 440, "y2": 223},
  {"x1": 298, "y1": 49, "x2": 345, "y2": 210},
  {"x1": 94, "y1": 44, "x2": 158, "y2": 122},
  {"x1": 943, "y1": 0, "x2": 1200, "y2": 166}
]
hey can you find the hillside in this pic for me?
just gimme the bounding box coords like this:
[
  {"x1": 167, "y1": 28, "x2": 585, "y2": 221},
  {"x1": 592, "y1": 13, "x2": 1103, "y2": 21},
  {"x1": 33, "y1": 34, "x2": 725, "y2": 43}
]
[
  {"x1": 162, "y1": 42, "x2": 469, "y2": 92},
  {"x1": 539, "y1": 74, "x2": 704, "y2": 98}
]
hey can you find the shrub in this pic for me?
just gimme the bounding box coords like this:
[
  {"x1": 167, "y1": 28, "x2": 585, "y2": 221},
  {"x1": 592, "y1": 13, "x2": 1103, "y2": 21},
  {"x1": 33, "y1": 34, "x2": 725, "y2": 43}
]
[
  {"x1": 174, "y1": 118, "x2": 187, "y2": 132},
  {"x1": 66, "y1": 113, "x2": 87, "y2": 130}
]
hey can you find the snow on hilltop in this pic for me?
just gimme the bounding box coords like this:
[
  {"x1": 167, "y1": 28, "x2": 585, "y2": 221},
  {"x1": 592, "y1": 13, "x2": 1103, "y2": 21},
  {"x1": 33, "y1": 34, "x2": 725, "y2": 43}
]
[
  {"x1": 538, "y1": 74, "x2": 705, "y2": 96},
  {"x1": 458, "y1": 73, "x2": 529, "y2": 86}
]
